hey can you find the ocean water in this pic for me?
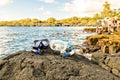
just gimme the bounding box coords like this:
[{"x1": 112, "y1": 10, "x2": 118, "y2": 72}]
[{"x1": 0, "y1": 26, "x2": 96, "y2": 58}]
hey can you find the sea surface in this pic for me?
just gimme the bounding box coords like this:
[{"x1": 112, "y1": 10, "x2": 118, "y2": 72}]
[{"x1": 0, "y1": 26, "x2": 96, "y2": 58}]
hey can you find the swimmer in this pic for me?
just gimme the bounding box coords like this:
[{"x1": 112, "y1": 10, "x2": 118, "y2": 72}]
[
  {"x1": 73, "y1": 32, "x2": 77, "y2": 36},
  {"x1": 13, "y1": 33, "x2": 17, "y2": 37},
  {"x1": 63, "y1": 31, "x2": 68, "y2": 35},
  {"x1": 54, "y1": 33, "x2": 59, "y2": 36}
]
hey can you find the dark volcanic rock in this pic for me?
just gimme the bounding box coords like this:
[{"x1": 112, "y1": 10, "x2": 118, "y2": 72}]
[
  {"x1": 92, "y1": 52, "x2": 120, "y2": 77},
  {"x1": 0, "y1": 50, "x2": 120, "y2": 80}
]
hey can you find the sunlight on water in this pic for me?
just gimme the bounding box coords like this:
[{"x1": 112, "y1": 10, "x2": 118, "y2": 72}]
[{"x1": 0, "y1": 26, "x2": 96, "y2": 58}]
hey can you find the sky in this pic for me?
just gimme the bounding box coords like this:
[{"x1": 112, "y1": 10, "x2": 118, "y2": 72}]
[{"x1": 0, "y1": 0, "x2": 120, "y2": 21}]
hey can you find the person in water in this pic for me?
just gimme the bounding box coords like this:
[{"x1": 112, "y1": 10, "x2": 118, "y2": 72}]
[
  {"x1": 54, "y1": 33, "x2": 59, "y2": 36},
  {"x1": 13, "y1": 33, "x2": 17, "y2": 37},
  {"x1": 98, "y1": 28, "x2": 103, "y2": 34},
  {"x1": 73, "y1": 32, "x2": 77, "y2": 36},
  {"x1": 63, "y1": 31, "x2": 68, "y2": 35}
]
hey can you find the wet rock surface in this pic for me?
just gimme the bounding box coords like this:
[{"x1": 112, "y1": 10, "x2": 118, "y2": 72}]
[
  {"x1": 0, "y1": 50, "x2": 120, "y2": 80},
  {"x1": 83, "y1": 28, "x2": 97, "y2": 33}
]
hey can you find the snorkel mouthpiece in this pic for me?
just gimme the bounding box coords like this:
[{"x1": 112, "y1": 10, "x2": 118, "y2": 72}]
[
  {"x1": 31, "y1": 49, "x2": 41, "y2": 54},
  {"x1": 62, "y1": 52, "x2": 71, "y2": 57},
  {"x1": 35, "y1": 50, "x2": 41, "y2": 54}
]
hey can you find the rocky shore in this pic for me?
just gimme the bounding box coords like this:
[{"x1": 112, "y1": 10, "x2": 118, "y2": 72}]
[
  {"x1": 0, "y1": 49, "x2": 120, "y2": 80},
  {"x1": 0, "y1": 32, "x2": 120, "y2": 80},
  {"x1": 92, "y1": 52, "x2": 120, "y2": 77},
  {"x1": 84, "y1": 32, "x2": 120, "y2": 78}
]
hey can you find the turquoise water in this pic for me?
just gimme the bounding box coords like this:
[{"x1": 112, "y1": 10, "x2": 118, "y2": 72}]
[{"x1": 0, "y1": 26, "x2": 96, "y2": 58}]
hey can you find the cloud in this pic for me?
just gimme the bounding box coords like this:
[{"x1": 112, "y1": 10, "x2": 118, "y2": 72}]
[
  {"x1": 109, "y1": 0, "x2": 120, "y2": 9},
  {"x1": 39, "y1": 0, "x2": 55, "y2": 3},
  {"x1": 0, "y1": 11, "x2": 11, "y2": 20},
  {"x1": 37, "y1": 7, "x2": 44, "y2": 11},
  {"x1": 0, "y1": 0, "x2": 13, "y2": 7},
  {"x1": 35, "y1": 7, "x2": 52, "y2": 20},
  {"x1": 43, "y1": 11, "x2": 51, "y2": 15},
  {"x1": 36, "y1": 6, "x2": 52, "y2": 15},
  {"x1": 63, "y1": 0, "x2": 120, "y2": 17}
]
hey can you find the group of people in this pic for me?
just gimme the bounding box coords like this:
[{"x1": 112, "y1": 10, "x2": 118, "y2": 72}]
[{"x1": 97, "y1": 17, "x2": 120, "y2": 34}]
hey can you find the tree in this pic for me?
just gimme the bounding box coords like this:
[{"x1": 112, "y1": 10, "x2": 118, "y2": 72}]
[
  {"x1": 47, "y1": 17, "x2": 56, "y2": 24},
  {"x1": 31, "y1": 18, "x2": 41, "y2": 26},
  {"x1": 101, "y1": 1, "x2": 112, "y2": 18},
  {"x1": 93, "y1": 14, "x2": 100, "y2": 20}
]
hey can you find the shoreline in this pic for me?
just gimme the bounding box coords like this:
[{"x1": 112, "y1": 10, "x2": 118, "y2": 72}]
[{"x1": 0, "y1": 25, "x2": 97, "y2": 27}]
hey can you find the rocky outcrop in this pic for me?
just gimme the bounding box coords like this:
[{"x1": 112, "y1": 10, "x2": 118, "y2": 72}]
[
  {"x1": 82, "y1": 32, "x2": 120, "y2": 78},
  {"x1": 0, "y1": 50, "x2": 119, "y2": 80},
  {"x1": 86, "y1": 33, "x2": 120, "y2": 54},
  {"x1": 83, "y1": 28, "x2": 97, "y2": 33},
  {"x1": 92, "y1": 52, "x2": 120, "y2": 77}
]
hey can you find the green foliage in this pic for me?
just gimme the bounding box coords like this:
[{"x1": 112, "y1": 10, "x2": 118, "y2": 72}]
[
  {"x1": 101, "y1": 1, "x2": 112, "y2": 17},
  {"x1": 47, "y1": 17, "x2": 56, "y2": 23}
]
